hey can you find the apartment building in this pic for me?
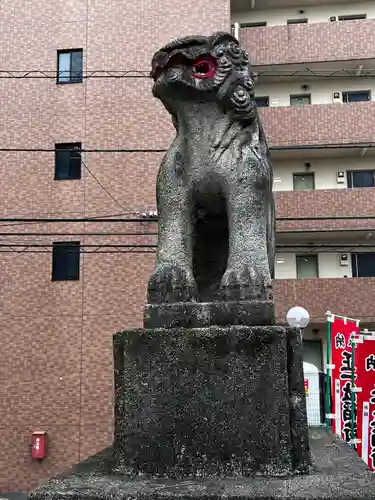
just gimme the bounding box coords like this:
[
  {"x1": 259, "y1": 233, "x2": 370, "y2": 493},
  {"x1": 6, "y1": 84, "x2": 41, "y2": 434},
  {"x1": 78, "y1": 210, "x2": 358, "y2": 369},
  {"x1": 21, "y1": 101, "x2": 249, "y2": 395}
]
[
  {"x1": 0, "y1": 0, "x2": 374, "y2": 492},
  {"x1": 231, "y1": 0, "x2": 375, "y2": 372}
]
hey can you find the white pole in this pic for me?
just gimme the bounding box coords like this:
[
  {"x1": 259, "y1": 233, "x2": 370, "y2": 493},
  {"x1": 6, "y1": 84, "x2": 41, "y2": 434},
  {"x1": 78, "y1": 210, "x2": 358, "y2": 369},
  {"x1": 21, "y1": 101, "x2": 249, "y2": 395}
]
[{"x1": 234, "y1": 22, "x2": 240, "y2": 41}]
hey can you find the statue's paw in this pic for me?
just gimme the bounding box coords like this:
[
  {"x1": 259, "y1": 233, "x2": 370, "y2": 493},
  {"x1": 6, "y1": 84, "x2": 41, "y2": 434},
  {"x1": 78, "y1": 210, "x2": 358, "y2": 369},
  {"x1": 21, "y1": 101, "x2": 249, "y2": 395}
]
[
  {"x1": 220, "y1": 264, "x2": 273, "y2": 302},
  {"x1": 147, "y1": 264, "x2": 198, "y2": 304}
]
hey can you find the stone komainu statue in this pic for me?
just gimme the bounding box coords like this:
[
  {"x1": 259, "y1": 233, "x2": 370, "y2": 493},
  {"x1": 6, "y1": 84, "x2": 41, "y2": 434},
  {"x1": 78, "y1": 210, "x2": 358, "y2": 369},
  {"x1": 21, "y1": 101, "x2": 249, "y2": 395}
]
[{"x1": 148, "y1": 32, "x2": 275, "y2": 305}]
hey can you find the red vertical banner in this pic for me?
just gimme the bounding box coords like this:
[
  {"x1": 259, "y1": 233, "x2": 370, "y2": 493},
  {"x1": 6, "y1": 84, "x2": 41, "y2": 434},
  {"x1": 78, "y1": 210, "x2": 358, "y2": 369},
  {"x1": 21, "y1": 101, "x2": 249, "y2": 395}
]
[
  {"x1": 354, "y1": 335, "x2": 375, "y2": 471},
  {"x1": 330, "y1": 316, "x2": 360, "y2": 441},
  {"x1": 304, "y1": 379, "x2": 309, "y2": 396}
]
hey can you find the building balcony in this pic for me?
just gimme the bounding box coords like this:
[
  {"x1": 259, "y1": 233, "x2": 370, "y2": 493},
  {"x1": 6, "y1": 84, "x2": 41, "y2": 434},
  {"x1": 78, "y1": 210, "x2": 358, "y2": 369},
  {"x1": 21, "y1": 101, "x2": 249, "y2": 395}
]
[
  {"x1": 238, "y1": 19, "x2": 375, "y2": 67},
  {"x1": 275, "y1": 187, "x2": 375, "y2": 232},
  {"x1": 259, "y1": 101, "x2": 375, "y2": 149},
  {"x1": 274, "y1": 277, "x2": 375, "y2": 323}
]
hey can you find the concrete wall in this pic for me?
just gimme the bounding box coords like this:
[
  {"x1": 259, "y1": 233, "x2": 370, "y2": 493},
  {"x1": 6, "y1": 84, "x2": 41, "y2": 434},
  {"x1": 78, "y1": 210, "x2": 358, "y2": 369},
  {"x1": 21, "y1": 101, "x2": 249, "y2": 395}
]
[
  {"x1": 273, "y1": 157, "x2": 375, "y2": 191},
  {"x1": 275, "y1": 252, "x2": 353, "y2": 279},
  {"x1": 256, "y1": 79, "x2": 375, "y2": 107},
  {"x1": 238, "y1": 18, "x2": 375, "y2": 66},
  {"x1": 232, "y1": 1, "x2": 375, "y2": 25}
]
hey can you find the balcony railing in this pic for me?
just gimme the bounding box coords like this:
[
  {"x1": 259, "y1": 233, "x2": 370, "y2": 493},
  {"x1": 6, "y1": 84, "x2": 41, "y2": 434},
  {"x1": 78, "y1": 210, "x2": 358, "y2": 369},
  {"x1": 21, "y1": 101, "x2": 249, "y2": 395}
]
[
  {"x1": 238, "y1": 19, "x2": 375, "y2": 66},
  {"x1": 275, "y1": 187, "x2": 375, "y2": 232},
  {"x1": 274, "y1": 277, "x2": 375, "y2": 323},
  {"x1": 259, "y1": 102, "x2": 375, "y2": 149}
]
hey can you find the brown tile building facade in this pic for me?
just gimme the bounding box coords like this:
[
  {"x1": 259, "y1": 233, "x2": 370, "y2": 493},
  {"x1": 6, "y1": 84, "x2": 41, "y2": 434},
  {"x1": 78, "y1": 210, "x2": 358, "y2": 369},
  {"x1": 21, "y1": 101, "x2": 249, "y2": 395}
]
[{"x1": 2, "y1": 0, "x2": 375, "y2": 492}]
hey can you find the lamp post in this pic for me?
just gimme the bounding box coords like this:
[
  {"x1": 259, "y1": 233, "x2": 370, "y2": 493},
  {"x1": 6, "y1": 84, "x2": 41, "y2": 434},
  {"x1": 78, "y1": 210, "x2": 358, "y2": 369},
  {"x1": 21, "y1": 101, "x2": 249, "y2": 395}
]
[{"x1": 286, "y1": 306, "x2": 310, "y2": 330}]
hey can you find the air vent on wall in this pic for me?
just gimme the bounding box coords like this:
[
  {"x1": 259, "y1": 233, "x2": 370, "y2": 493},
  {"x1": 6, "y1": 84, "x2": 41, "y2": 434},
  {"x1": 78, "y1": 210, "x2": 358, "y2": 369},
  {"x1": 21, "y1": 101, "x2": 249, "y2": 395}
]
[
  {"x1": 336, "y1": 171, "x2": 345, "y2": 184},
  {"x1": 340, "y1": 254, "x2": 349, "y2": 267},
  {"x1": 333, "y1": 92, "x2": 342, "y2": 103}
]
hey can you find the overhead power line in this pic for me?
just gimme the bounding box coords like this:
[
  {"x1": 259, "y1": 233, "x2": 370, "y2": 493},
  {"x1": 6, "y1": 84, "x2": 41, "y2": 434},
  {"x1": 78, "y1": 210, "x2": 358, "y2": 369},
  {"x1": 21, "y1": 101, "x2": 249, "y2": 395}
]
[
  {"x1": 0, "y1": 212, "x2": 148, "y2": 228},
  {"x1": 2, "y1": 69, "x2": 375, "y2": 79},
  {"x1": 0, "y1": 217, "x2": 156, "y2": 223},
  {"x1": 0, "y1": 144, "x2": 373, "y2": 154},
  {"x1": 2, "y1": 243, "x2": 375, "y2": 255},
  {"x1": 0, "y1": 243, "x2": 157, "y2": 254},
  {"x1": 0, "y1": 148, "x2": 167, "y2": 153},
  {"x1": 0, "y1": 232, "x2": 158, "y2": 236},
  {"x1": 0, "y1": 244, "x2": 157, "y2": 254},
  {"x1": 0, "y1": 70, "x2": 150, "y2": 79},
  {"x1": 277, "y1": 216, "x2": 375, "y2": 221},
  {"x1": 78, "y1": 152, "x2": 134, "y2": 215},
  {"x1": 254, "y1": 68, "x2": 375, "y2": 78},
  {"x1": 0, "y1": 215, "x2": 375, "y2": 223}
]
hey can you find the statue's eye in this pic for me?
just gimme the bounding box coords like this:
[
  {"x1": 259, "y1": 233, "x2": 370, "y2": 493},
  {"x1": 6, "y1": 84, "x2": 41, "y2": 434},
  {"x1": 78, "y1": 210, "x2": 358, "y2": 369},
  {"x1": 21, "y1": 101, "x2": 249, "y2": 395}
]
[{"x1": 191, "y1": 56, "x2": 216, "y2": 79}]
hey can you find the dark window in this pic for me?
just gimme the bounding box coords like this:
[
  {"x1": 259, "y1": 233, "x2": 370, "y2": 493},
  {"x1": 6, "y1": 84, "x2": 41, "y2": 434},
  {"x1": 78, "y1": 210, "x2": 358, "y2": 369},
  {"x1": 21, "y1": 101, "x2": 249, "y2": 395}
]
[
  {"x1": 352, "y1": 253, "x2": 375, "y2": 277},
  {"x1": 290, "y1": 94, "x2": 311, "y2": 107},
  {"x1": 296, "y1": 255, "x2": 319, "y2": 279},
  {"x1": 287, "y1": 18, "x2": 308, "y2": 24},
  {"x1": 55, "y1": 143, "x2": 82, "y2": 180},
  {"x1": 57, "y1": 49, "x2": 83, "y2": 83},
  {"x1": 347, "y1": 170, "x2": 375, "y2": 188},
  {"x1": 52, "y1": 242, "x2": 80, "y2": 281},
  {"x1": 254, "y1": 96, "x2": 269, "y2": 107},
  {"x1": 293, "y1": 173, "x2": 315, "y2": 190},
  {"x1": 338, "y1": 14, "x2": 366, "y2": 21},
  {"x1": 240, "y1": 21, "x2": 267, "y2": 27},
  {"x1": 343, "y1": 90, "x2": 371, "y2": 103}
]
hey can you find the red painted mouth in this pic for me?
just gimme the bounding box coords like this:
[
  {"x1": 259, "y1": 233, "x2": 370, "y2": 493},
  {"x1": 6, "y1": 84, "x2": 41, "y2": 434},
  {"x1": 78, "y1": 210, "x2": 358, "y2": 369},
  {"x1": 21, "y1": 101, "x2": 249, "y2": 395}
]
[{"x1": 191, "y1": 56, "x2": 217, "y2": 79}]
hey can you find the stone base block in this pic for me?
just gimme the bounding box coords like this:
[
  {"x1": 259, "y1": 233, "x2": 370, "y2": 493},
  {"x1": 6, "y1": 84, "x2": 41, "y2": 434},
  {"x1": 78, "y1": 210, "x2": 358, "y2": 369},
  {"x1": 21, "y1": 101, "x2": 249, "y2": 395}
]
[
  {"x1": 113, "y1": 325, "x2": 309, "y2": 476},
  {"x1": 28, "y1": 430, "x2": 375, "y2": 500},
  {"x1": 144, "y1": 300, "x2": 275, "y2": 328}
]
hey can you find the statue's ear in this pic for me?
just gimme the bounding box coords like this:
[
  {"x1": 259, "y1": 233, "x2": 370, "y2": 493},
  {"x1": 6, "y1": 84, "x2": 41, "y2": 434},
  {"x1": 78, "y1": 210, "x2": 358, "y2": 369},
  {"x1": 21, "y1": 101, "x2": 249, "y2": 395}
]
[
  {"x1": 209, "y1": 31, "x2": 239, "y2": 49},
  {"x1": 151, "y1": 51, "x2": 168, "y2": 77}
]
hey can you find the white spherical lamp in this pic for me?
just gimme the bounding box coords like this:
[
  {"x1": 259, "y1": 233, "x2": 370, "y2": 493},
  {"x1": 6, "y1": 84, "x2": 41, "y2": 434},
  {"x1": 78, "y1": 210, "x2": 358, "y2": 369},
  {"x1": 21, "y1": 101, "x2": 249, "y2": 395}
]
[{"x1": 286, "y1": 306, "x2": 310, "y2": 329}]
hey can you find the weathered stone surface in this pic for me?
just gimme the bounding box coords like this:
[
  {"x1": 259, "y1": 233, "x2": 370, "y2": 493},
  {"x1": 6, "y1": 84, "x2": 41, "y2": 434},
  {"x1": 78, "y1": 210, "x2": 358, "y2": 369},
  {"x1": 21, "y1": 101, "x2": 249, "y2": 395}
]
[
  {"x1": 144, "y1": 300, "x2": 275, "y2": 328},
  {"x1": 113, "y1": 326, "x2": 294, "y2": 477},
  {"x1": 287, "y1": 328, "x2": 311, "y2": 474},
  {"x1": 147, "y1": 32, "x2": 275, "y2": 309},
  {"x1": 28, "y1": 429, "x2": 375, "y2": 500}
]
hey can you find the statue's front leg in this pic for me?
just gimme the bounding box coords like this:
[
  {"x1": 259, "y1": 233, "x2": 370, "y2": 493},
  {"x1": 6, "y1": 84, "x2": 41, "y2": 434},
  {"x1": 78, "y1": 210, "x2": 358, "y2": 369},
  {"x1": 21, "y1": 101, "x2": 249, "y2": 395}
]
[
  {"x1": 147, "y1": 156, "x2": 197, "y2": 304},
  {"x1": 220, "y1": 183, "x2": 273, "y2": 303}
]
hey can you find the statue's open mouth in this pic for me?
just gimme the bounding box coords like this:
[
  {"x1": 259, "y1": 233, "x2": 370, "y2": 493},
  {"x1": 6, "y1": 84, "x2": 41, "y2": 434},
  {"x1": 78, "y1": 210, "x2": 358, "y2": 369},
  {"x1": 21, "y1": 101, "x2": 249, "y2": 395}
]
[{"x1": 191, "y1": 56, "x2": 217, "y2": 79}]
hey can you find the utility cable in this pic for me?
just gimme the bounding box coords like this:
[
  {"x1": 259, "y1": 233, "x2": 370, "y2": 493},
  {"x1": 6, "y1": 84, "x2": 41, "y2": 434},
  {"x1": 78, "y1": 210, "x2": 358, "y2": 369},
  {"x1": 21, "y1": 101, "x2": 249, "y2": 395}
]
[
  {"x1": 1, "y1": 69, "x2": 375, "y2": 78},
  {"x1": 0, "y1": 70, "x2": 150, "y2": 79},
  {"x1": 0, "y1": 213, "x2": 154, "y2": 228},
  {"x1": 0, "y1": 148, "x2": 167, "y2": 152},
  {"x1": 78, "y1": 150, "x2": 138, "y2": 216},
  {"x1": 0, "y1": 144, "x2": 372, "y2": 153},
  {"x1": 0, "y1": 215, "x2": 375, "y2": 223},
  {"x1": 0, "y1": 232, "x2": 158, "y2": 236},
  {"x1": 0, "y1": 243, "x2": 157, "y2": 254},
  {"x1": 0, "y1": 243, "x2": 373, "y2": 250}
]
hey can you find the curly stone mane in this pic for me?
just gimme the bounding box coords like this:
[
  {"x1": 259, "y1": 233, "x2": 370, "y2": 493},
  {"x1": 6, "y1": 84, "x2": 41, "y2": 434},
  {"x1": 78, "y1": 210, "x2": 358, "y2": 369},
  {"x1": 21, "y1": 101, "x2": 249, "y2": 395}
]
[{"x1": 151, "y1": 32, "x2": 257, "y2": 123}]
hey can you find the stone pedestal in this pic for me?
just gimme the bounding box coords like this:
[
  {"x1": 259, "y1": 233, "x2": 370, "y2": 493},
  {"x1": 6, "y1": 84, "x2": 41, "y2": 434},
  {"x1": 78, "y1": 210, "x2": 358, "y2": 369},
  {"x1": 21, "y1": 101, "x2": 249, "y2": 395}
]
[
  {"x1": 28, "y1": 430, "x2": 375, "y2": 500},
  {"x1": 113, "y1": 325, "x2": 309, "y2": 476},
  {"x1": 27, "y1": 324, "x2": 375, "y2": 500},
  {"x1": 144, "y1": 300, "x2": 275, "y2": 328}
]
